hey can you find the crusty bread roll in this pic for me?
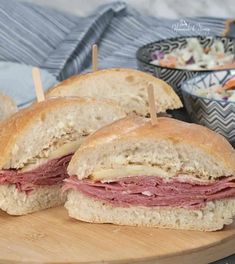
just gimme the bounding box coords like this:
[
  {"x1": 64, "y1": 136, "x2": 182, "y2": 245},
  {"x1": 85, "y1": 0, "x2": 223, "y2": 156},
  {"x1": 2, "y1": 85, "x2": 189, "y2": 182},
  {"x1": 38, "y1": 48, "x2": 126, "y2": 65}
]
[
  {"x1": 68, "y1": 117, "x2": 235, "y2": 181},
  {"x1": 47, "y1": 68, "x2": 182, "y2": 115},
  {"x1": 64, "y1": 116, "x2": 235, "y2": 231},
  {"x1": 0, "y1": 92, "x2": 17, "y2": 122},
  {"x1": 0, "y1": 97, "x2": 125, "y2": 215}
]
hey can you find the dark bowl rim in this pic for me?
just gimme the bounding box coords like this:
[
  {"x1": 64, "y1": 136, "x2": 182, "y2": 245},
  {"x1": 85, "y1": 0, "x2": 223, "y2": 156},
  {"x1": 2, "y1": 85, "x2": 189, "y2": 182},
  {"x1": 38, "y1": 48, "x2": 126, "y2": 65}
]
[
  {"x1": 181, "y1": 69, "x2": 235, "y2": 105},
  {"x1": 136, "y1": 35, "x2": 235, "y2": 73}
]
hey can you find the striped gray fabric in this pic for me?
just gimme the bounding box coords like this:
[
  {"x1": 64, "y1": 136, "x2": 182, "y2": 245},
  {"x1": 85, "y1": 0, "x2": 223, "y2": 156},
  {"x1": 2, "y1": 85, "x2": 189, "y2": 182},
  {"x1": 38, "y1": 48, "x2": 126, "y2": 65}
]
[{"x1": 0, "y1": 0, "x2": 226, "y2": 82}]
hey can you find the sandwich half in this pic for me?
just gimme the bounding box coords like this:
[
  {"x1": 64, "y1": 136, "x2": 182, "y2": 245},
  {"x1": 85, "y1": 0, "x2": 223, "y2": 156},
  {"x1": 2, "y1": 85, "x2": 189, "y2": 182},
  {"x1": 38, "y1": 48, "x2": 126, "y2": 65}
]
[
  {"x1": 0, "y1": 97, "x2": 125, "y2": 215},
  {"x1": 47, "y1": 68, "x2": 182, "y2": 115},
  {"x1": 0, "y1": 92, "x2": 17, "y2": 122},
  {"x1": 65, "y1": 116, "x2": 235, "y2": 231}
]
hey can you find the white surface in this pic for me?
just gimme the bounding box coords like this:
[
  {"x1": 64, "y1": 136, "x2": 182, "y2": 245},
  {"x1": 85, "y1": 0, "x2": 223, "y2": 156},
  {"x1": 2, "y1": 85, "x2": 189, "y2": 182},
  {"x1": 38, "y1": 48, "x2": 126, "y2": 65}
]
[{"x1": 21, "y1": 0, "x2": 234, "y2": 18}]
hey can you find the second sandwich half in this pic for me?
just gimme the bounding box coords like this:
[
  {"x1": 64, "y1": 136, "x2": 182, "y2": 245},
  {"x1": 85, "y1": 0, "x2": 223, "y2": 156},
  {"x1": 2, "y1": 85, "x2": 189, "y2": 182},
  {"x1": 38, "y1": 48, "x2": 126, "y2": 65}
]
[{"x1": 0, "y1": 97, "x2": 125, "y2": 215}]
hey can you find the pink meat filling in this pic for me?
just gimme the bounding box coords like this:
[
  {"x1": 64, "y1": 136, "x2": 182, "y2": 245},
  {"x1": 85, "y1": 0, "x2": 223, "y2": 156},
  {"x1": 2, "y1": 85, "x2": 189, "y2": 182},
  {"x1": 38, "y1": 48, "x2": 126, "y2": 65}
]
[
  {"x1": 64, "y1": 175, "x2": 235, "y2": 209},
  {"x1": 0, "y1": 154, "x2": 73, "y2": 193}
]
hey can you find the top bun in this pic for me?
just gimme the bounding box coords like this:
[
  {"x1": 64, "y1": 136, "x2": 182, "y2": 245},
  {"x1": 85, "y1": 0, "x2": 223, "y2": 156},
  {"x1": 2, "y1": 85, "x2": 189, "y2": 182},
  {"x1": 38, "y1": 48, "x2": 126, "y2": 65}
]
[
  {"x1": 0, "y1": 97, "x2": 125, "y2": 170},
  {"x1": 47, "y1": 68, "x2": 182, "y2": 115},
  {"x1": 68, "y1": 116, "x2": 235, "y2": 181}
]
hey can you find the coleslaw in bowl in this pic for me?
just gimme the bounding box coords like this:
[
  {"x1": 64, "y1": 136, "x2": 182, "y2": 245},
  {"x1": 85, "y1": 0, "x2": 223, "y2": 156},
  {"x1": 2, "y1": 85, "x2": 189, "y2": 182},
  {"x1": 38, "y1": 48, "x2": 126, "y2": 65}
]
[
  {"x1": 150, "y1": 38, "x2": 235, "y2": 71},
  {"x1": 194, "y1": 75, "x2": 235, "y2": 102},
  {"x1": 181, "y1": 70, "x2": 235, "y2": 146},
  {"x1": 137, "y1": 36, "x2": 235, "y2": 98}
]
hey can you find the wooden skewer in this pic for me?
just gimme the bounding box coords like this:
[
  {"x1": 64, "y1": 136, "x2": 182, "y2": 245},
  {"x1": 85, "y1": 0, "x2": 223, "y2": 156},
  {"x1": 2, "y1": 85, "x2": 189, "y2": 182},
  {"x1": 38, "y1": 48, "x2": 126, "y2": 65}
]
[
  {"x1": 32, "y1": 67, "x2": 45, "y2": 102},
  {"x1": 92, "y1": 44, "x2": 98, "y2": 71},
  {"x1": 147, "y1": 84, "x2": 158, "y2": 126}
]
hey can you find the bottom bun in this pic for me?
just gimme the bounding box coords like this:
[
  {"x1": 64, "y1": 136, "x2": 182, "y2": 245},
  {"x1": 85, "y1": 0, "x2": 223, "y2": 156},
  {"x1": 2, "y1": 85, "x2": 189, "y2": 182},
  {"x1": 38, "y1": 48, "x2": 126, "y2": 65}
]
[
  {"x1": 0, "y1": 184, "x2": 66, "y2": 215},
  {"x1": 65, "y1": 191, "x2": 235, "y2": 231}
]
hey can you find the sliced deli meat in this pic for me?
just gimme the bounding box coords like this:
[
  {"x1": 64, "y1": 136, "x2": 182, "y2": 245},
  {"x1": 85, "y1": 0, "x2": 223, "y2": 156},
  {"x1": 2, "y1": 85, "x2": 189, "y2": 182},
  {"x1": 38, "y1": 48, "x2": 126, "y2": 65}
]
[
  {"x1": 64, "y1": 175, "x2": 235, "y2": 209},
  {"x1": 0, "y1": 154, "x2": 72, "y2": 193}
]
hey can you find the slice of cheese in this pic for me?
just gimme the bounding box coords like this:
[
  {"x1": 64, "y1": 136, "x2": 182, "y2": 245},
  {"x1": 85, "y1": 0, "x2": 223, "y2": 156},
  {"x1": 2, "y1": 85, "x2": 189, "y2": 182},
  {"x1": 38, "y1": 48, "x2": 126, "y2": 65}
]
[
  {"x1": 21, "y1": 139, "x2": 82, "y2": 172},
  {"x1": 90, "y1": 166, "x2": 211, "y2": 183},
  {"x1": 48, "y1": 139, "x2": 82, "y2": 160},
  {"x1": 90, "y1": 165, "x2": 175, "y2": 182}
]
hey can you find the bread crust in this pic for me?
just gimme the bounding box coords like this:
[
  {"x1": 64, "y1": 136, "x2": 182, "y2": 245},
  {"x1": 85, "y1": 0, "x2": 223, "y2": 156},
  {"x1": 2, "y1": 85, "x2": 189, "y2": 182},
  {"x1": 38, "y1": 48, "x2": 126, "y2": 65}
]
[
  {"x1": 0, "y1": 97, "x2": 125, "y2": 169},
  {"x1": 0, "y1": 93, "x2": 17, "y2": 122},
  {"x1": 46, "y1": 68, "x2": 182, "y2": 114},
  {"x1": 68, "y1": 116, "x2": 235, "y2": 178}
]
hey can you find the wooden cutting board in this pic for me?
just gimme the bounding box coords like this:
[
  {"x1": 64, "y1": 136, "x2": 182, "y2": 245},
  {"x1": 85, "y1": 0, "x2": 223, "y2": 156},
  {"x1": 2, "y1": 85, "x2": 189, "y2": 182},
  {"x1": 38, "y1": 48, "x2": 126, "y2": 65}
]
[{"x1": 0, "y1": 206, "x2": 234, "y2": 264}]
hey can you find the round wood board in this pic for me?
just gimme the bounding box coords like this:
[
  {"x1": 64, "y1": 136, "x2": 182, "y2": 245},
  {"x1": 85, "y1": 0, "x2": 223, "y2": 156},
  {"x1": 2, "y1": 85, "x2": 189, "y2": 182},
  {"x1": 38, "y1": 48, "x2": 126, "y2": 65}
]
[{"x1": 0, "y1": 206, "x2": 234, "y2": 264}]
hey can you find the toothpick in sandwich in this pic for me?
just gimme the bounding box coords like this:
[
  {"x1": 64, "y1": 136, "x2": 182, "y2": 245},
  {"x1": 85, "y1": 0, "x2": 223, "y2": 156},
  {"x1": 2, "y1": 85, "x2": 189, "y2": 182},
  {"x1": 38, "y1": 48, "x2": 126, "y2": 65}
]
[
  {"x1": 32, "y1": 67, "x2": 45, "y2": 102},
  {"x1": 147, "y1": 83, "x2": 158, "y2": 125},
  {"x1": 92, "y1": 44, "x2": 98, "y2": 72}
]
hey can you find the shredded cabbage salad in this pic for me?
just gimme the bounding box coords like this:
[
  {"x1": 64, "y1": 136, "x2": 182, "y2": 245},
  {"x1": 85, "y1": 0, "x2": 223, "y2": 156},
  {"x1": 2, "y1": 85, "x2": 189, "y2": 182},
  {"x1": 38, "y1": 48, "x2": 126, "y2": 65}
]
[
  {"x1": 195, "y1": 77, "x2": 235, "y2": 102},
  {"x1": 150, "y1": 38, "x2": 235, "y2": 70}
]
